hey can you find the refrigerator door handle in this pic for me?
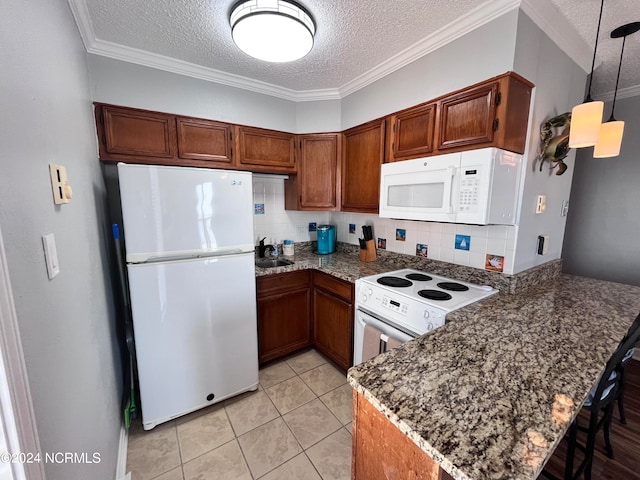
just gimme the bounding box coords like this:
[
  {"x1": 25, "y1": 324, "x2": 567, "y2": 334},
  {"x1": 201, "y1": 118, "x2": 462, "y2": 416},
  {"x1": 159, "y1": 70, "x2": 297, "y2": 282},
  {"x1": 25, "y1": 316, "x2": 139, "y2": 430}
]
[{"x1": 136, "y1": 249, "x2": 254, "y2": 265}]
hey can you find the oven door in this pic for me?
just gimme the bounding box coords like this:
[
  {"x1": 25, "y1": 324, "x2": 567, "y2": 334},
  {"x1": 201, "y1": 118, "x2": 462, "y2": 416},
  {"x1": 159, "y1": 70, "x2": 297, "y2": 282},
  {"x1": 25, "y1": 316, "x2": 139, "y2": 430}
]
[{"x1": 354, "y1": 309, "x2": 415, "y2": 366}]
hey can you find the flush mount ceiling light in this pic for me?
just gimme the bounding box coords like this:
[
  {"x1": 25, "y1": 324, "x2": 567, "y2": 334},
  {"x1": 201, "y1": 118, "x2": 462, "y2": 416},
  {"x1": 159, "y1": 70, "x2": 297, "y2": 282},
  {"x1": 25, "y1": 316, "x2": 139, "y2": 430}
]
[
  {"x1": 593, "y1": 22, "x2": 640, "y2": 158},
  {"x1": 568, "y1": 0, "x2": 605, "y2": 148},
  {"x1": 230, "y1": 0, "x2": 316, "y2": 63}
]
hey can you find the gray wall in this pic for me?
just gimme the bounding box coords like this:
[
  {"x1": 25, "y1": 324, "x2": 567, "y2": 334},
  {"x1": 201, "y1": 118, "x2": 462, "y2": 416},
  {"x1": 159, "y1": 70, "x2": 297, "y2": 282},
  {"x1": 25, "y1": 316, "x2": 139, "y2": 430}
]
[
  {"x1": 0, "y1": 0, "x2": 121, "y2": 478},
  {"x1": 88, "y1": 55, "x2": 299, "y2": 132},
  {"x1": 562, "y1": 95, "x2": 640, "y2": 286},
  {"x1": 511, "y1": 11, "x2": 585, "y2": 272}
]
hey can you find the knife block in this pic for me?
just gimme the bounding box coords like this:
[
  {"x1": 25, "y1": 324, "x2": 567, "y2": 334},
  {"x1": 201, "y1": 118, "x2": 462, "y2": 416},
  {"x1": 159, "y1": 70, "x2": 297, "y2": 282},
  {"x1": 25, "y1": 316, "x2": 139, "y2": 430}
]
[{"x1": 359, "y1": 239, "x2": 377, "y2": 262}]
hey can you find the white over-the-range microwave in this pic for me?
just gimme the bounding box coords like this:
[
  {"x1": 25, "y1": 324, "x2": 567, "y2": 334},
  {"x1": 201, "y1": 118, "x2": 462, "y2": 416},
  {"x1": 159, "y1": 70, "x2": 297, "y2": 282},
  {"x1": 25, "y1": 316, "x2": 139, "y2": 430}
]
[{"x1": 379, "y1": 147, "x2": 522, "y2": 225}]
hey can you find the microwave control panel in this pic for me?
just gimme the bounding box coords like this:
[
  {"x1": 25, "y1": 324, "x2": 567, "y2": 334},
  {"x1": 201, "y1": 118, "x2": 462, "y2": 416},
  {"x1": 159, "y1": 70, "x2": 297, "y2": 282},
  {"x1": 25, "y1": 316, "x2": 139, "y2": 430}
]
[{"x1": 459, "y1": 170, "x2": 480, "y2": 212}]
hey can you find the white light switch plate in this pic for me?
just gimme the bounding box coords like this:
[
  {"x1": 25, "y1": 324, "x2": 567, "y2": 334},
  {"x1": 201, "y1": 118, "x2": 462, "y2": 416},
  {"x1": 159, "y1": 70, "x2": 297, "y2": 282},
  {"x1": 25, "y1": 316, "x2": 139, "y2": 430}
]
[{"x1": 42, "y1": 233, "x2": 60, "y2": 279}]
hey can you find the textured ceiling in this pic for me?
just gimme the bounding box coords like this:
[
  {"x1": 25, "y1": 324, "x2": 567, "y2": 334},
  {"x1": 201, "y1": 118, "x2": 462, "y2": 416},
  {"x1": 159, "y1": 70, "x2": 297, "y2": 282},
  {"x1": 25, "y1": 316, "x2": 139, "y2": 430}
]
[
  {"x1": 75, "y1": 0, "x2": 640, "y2": 99},
  {"x1": 549, "y1": 0, "x2": 640, "y2": 99}
]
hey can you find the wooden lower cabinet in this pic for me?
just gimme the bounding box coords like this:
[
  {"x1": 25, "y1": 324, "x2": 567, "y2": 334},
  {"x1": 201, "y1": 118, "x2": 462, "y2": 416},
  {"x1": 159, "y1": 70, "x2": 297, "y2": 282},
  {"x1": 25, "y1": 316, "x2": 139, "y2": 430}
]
[
  {"x1": 353, "y1": 391, "x2": 454, "y2": 480},
  {"x1": 256, "y1": 271, "x2": 312, "y2": 364},
  {"x1": 313, "y1": 272, "x2": 354, "y2": 371}
]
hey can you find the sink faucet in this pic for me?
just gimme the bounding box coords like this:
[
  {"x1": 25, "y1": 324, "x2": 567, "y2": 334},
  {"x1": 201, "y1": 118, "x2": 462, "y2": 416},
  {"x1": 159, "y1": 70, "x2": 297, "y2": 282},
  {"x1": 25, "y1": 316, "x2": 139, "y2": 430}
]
[{"x1": 258, "y1": 237, "x2": 274, "y2": 258}]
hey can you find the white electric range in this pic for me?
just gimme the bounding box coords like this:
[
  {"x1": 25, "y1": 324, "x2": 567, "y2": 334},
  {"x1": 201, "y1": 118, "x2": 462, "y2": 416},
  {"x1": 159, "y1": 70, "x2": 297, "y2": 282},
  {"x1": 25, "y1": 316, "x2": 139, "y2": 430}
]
[{"x1": 354, "y1": 268, "x2": 498, "y2": 365}]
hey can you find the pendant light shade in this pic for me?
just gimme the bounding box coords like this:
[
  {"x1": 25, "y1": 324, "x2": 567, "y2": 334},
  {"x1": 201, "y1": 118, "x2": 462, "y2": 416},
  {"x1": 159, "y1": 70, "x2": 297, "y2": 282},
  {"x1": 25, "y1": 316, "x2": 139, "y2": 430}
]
[
  {"x1": 568, "y1": 101, "x2": 604, "y2": 148},
  {"x1": 593, "y1": 120, "x2": 624, "y2": 157},
  {"x1": 230, "y1": 0, "x2": 316, "y2": 63},
  {"x1": 568, "y1": 0, "x2": 605, "y2": 148},
  {"x1": 593, "y1": 22, "x2": 640, "y2": 158}
]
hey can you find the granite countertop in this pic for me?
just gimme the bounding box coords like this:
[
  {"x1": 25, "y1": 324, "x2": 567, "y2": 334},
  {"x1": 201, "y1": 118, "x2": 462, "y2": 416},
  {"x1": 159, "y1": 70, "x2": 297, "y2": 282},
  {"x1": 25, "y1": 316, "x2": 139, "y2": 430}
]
[{"x1": 347, "y1": 274, "x2": 640, "y2": 480}]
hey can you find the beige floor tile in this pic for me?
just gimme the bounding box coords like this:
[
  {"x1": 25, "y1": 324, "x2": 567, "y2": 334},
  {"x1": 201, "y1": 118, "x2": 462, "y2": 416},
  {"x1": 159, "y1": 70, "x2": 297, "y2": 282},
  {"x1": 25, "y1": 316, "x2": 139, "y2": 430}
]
[
  {"x1": 175, "y1": 401, "x2": 226, "y2": 426},
  {"x1": 319, "y1": 383, "x2": 354, "y2": 425},
  {"x1": 238, "y1": 417, "x2": 302, "y2": 478},
  {"x1": 299, "y1": 363, "x2": 347, "y2": 396},
  {"x1": 223, "y1": 384, "x2": 262, "y2": 407},
  {"x1": 306, "y1": 428, "x2": 352, "y2": 480},
  {"x1": 183, "y1": 440, "x2": 251, "y2": 480},
  {"x1": 283, "y1": 399, "x2": 342, "y2": 449},
  {"x1": 265, "y1": 376, "x2": 316, "y2": 414},
  {"x1": 259, "y1": 453, "x2": 322, "y2": 480},
  {"x1": 127, "y1": 423, "x2": 181, "y2": 480},
  {"x1": 152, "y1": 466, "x2": 184, "y2": 480},
  {"x1": 259, "y1": 361, "x2": 296, "y2": 388},
  {"x1": 285, "y1": 349, "x2": 326, "y2": 374},
  {"x1": 344, "y1": 421, "x2": 353, "y2": 436},
  {"x1": 177, "y1": 407, "x2": 235, "y2": 462},
  {"x1": 225, "y1": 390, "x2": 279, "y2": 436}
]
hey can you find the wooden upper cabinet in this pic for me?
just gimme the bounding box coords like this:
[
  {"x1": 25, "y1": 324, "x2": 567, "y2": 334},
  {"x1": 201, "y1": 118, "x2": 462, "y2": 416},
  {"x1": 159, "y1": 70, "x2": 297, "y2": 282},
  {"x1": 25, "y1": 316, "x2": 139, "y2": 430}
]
[
  {"x1": 285, "y1": 134, "x2": 341, "y2": 211},
  {"x1": 176, "y1": 117, "x2": 234, "y2": 166},
  {"x1": 387, "y1": 103, "x2": 436, "y2": 162},
  {"x1": 436, "y1": 82, "x2": 499, "y2": 151},
  {"x1": 341, "y1": 119, "x2": 386, "y2": 214},
  {"x1": 236, "y1": 126, "x2": 296, "y2": 173},
  {"x1": 434, "y1": 72, "x2": 533, "y2": 154},
  {"x1": 97, "y1": 104, "x2": 176, "y2": 162}
]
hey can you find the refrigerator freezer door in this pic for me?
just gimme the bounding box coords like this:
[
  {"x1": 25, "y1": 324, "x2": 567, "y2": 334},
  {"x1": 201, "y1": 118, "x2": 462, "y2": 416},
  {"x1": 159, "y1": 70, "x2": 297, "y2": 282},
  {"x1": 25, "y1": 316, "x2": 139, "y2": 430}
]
[
  {"x1": 118, "y1": 163, "x2": 254, "y2": 263},
  {"x1": 127, "y1": 253, "x2": 258, "y2": 430}
]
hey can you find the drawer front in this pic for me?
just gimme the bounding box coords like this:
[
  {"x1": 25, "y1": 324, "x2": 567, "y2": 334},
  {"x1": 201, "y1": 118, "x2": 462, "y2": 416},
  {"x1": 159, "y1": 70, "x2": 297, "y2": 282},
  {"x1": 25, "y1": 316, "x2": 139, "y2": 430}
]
[
  {"x1": 257, "y1": 270, "x2": 311, "y2": 297},
  {"x1": 314, "y1": 272, "x2": 353, "y2": 303}
]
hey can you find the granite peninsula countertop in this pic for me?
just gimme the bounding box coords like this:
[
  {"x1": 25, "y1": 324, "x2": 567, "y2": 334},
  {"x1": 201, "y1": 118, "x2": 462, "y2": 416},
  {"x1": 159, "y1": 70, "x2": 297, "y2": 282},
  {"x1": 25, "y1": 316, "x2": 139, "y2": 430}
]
[{"x1": 347, "y1": 274, "x2": 640, "y2": 480}]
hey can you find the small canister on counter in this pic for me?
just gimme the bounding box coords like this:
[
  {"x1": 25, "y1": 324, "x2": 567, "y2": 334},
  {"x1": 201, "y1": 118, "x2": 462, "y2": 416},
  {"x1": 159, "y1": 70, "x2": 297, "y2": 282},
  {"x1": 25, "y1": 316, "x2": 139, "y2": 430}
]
[{"x1": 282, "y1": 239, "x2": 294, "y2": 256}]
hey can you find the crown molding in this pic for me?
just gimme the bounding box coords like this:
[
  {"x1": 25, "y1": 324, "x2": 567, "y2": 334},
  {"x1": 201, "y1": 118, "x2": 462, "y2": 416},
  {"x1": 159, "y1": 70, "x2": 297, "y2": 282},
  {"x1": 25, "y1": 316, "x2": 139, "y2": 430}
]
[
  {"x1": 338, "y1": 0, "x2": 522, "y2": 98},
  {"x1": 66, "y1": 0, "x2": 95, "y2": 51},
  {"x1": 596, "y1": 84, "x2": 640, "y2": 102},
  {"x1": 87, "y1": 38, "x2": 342, "y2": 102},
  {"x1": 69, "y1": 0, "x2": 596, "y2": 102},
  {"x1": 519, "y1": 0, "x2": 592, "y2": 73}
]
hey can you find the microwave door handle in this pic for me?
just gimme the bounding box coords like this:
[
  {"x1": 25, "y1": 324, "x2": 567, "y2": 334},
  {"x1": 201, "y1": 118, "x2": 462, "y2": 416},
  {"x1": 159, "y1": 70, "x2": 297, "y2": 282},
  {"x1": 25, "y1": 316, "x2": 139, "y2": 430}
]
[{"x1": 443, "y1": 166, "x2": 455, "y2": 213}]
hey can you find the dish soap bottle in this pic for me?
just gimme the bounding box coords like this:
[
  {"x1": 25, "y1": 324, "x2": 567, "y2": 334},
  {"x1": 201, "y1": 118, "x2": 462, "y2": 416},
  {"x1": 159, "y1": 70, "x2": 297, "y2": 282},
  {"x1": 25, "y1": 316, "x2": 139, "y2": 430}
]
[{"x1": 272, "y1": 239, "x2": 279, "y2": 257}]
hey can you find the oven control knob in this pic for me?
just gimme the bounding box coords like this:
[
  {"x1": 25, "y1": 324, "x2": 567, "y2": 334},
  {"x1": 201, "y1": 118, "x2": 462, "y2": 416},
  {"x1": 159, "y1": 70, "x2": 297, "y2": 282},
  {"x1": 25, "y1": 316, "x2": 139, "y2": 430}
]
[
  {"x1": 427, "y1": 322, "x2": 434, "y2": 331},
  {"x1": 361, "y1": 294, "x2": 368, "y2": 302},
  {"x1": 423, "y1": 310, "x2": 430, "y2": 319},
  {"x1": 367, "y1": 288, "x2": 373, "y2": 296}
]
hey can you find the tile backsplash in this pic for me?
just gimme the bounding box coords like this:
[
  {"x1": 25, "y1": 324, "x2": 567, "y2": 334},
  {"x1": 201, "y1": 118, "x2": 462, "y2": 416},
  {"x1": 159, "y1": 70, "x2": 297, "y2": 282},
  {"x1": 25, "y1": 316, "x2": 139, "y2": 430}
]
[
  {"x1": 252, "y1": 177, "x2": 517, "y2": 274},
  {"x1": 252, "y1": 176, "x2": 330, "y2": 246}
]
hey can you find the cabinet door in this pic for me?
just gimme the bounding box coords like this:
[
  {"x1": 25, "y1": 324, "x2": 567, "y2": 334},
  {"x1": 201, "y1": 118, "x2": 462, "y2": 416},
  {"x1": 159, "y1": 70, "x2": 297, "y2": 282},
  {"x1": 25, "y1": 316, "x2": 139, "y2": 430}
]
[
  {"x1": 313, "y1": 288, "x2": 353, "y2": 372},
  {"x1": 236, "y1": 126, "x2": 296, "y2": 173},
  {"x1": 257, "y1": 271, "x2": 312, "y2": 364},
  {"x1": 388, "y1": 103, "x2": 436, "y2": 162},
  {"x1": 98, "y1": 105, "x2": 176, "y2": 161},
  {"x1": 341, "y1": 119, "x2": 385, "y2": 213},
  {"x1": 436, "y1": 82, "x2": 499, "y2": 151},
  {"x1": 285, "y1": 134, "x2": 340, "y2": 211},
  {"x1": 258, "y1": 288, "x2": 312, "y2": 364},
  {"x1": 176, "y1": 117, "x2": 234, "y2": 166}
]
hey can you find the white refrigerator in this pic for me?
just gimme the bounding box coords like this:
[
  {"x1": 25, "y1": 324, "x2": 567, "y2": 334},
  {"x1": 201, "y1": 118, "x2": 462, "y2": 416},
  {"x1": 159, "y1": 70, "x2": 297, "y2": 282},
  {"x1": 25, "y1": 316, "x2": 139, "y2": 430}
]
[{"x1": 117, "y1": 163, "x2": 258, "y2": 430}]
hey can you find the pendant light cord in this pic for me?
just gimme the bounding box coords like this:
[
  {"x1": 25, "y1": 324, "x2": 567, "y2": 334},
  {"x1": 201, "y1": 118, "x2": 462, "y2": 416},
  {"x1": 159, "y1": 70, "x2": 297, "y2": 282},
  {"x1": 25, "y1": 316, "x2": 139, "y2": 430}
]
[
  {"x1": 585, "y1": 0, "x2": 605, "y2": 102},
  {"x1": 608, "y1": 35, "x2": 626, "y2": 122}
]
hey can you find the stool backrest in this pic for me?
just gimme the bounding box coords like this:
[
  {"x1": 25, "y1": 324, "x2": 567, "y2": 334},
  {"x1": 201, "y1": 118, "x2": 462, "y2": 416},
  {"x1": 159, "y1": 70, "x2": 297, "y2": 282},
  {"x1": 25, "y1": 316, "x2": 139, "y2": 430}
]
[{"x1": 590, "y1": 314, "x2": 640, "y2": 411}]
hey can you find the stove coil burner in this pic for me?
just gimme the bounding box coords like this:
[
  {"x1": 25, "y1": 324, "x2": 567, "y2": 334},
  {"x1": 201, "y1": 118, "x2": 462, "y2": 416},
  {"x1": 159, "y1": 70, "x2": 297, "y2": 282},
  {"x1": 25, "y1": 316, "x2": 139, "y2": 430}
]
[
  {"x1": 437, "y1": 282, "x2": 469, "y2": 292},
  {"x1": 418, "y1": 289, "x2": 452, "y2": 301},
  {"x1": 377, "y1": 276, "x2": 413, "y2": 288},
  {"x1": 405, "y1": 273, "x2": 432, "y2": 282}
]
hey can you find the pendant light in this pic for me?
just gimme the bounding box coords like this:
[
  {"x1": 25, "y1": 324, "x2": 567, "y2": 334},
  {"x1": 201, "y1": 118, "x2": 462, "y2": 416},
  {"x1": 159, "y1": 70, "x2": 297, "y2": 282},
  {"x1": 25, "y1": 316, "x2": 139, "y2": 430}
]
[
  {"x1": 230, "y1": 0, "x2": 316, "y2": 63},
  {"x1": 593, "y1": 22, "x2": 640, "y2": 158},
  {"x1": 568, "y1": 0, "x2": 605, "y2": 148}
]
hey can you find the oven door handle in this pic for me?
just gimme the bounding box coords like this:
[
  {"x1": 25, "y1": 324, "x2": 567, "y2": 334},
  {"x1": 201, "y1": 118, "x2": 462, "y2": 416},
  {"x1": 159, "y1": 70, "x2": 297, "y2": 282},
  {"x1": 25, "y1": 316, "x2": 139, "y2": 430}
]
[{"x1": 379, "y1": 334, "x2": 389, "y2": 353}]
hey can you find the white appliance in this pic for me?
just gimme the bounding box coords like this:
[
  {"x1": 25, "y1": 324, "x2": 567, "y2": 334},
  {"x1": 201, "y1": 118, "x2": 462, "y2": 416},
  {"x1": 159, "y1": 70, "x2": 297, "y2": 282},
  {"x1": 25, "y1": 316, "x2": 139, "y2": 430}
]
[
  {"x1": 354, "y1": 268, "x2": 497, "y2": 365},
  {"x1": 118, "y1": 163, "x2": 258, "y2": 430},
  {"x1": 379, "y1": 147, "x2": 522, "y2": 225}
]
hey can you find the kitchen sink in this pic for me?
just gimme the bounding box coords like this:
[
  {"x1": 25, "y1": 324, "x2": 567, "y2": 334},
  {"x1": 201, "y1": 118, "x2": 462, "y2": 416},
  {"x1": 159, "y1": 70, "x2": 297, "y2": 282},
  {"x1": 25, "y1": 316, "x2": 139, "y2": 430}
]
[{"x1": 255, "y1": 258, "x2": 294, "y2": 268}]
